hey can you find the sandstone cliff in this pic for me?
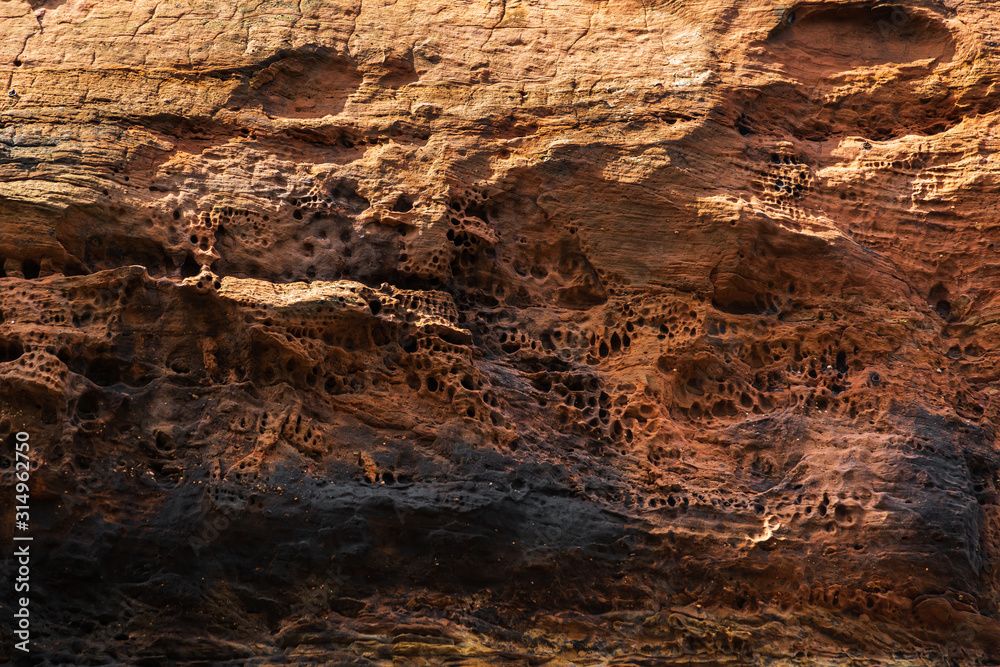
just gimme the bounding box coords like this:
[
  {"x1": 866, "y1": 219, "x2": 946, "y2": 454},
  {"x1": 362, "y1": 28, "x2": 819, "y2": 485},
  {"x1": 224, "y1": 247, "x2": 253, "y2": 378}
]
[{"x1": 1, "y1": 0, "x2": 1000, "y2": 664}]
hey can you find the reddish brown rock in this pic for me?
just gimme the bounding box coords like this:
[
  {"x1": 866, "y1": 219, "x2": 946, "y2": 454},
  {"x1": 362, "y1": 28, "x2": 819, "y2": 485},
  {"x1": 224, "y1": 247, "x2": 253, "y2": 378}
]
[{"x1": 1, "y1": 0, "x2": 1000, "y2": 664}]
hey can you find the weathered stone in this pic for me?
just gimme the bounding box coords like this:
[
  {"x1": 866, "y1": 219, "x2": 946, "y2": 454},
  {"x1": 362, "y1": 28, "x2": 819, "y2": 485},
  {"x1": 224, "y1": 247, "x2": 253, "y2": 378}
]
[{"x1": 1, "y1": 0, "x2": 1000, "y2": 664}]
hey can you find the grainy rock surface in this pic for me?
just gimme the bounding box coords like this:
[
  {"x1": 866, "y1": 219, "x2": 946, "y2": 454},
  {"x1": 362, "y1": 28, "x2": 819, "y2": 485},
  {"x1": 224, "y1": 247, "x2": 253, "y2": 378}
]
[{"x1": 1, "y1": 0, "x2": 1000, "y2": 664}]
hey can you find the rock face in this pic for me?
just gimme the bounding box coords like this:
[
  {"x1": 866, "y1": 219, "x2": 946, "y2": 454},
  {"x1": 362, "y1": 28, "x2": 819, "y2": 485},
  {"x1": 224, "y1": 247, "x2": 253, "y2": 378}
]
[{"x1": 1, "y1": 0, "x2": 1000, "y2": 663}]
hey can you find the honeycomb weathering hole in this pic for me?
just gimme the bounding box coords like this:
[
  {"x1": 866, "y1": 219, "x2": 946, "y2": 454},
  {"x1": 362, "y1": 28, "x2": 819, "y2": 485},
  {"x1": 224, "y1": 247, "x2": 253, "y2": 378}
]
[{"x1": 770, "y1": 4, "x2": 955, "y2": 74}]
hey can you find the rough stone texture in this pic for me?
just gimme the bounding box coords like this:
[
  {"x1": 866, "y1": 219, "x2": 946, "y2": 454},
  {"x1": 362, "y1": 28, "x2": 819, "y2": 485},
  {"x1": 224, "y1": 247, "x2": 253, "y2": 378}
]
[{"x1": 1, "y1": 0, "x2": 1000, "y2": 664}]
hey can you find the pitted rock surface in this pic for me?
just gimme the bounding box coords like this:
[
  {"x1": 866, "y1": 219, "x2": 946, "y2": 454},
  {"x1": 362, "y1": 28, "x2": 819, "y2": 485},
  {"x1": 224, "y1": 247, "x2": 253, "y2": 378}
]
[{"x1": 2, "y1": 0, "x2": 1000, "y2": 664}]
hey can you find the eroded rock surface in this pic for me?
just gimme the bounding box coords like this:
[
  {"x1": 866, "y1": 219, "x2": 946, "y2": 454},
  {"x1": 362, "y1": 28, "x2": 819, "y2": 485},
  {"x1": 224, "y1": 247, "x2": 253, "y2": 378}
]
[{"x1": 1, "y1": 0, "x2": 1000, "y2": 664}]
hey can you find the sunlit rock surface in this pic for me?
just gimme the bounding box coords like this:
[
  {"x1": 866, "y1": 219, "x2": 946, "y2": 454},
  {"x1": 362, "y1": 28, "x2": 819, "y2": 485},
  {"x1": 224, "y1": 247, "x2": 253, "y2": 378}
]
[{"x1": 1, "y1": 0, "x2": 1000, "y2": 663}]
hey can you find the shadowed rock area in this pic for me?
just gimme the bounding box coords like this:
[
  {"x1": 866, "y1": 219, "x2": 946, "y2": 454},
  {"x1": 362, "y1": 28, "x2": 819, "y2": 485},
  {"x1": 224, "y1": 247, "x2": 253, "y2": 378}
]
[{"x1": 1, "y1": 0, "x2": 1000, "y2": 664}]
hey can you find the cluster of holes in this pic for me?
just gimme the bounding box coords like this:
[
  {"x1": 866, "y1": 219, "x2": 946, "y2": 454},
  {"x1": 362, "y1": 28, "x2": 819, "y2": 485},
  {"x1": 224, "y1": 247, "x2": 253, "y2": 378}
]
[
  {"x1": 237, "y1": 285, "x2": 474, "y2": 412},
  {"x1": 399, "y1": 332, "x2": 503, "y2": 427},
  {"x1": 866, "y1": 155, "x2": 926, "y2": 174},
  {"x1": 496, "y1": 329, "x2": 539, "y2": 355},
  {"x1": 189, "y1": 210, "x2": 220, "y2": 263},
  {"x1": 227, "y1": 456, "x2": 265, "y2": 486},
  {"x1": 667, "y1": 332, "x2": 863, "y2": 423},
  {"x1": 533, "y1": 297, "x2": 700, "y2": 365},
  {"x1": 765, "y1": 489, "x2": 871, "y2": 536},
  {"x1": 499, "y1": 223, "x2": 607, "y2": 309},
  {"x1": 805, "y1": 585, "x2": 896, "y2": 618},
  {"x1": 945, "y1": 342, "x2": 985, "y2": 360},
  {"x1": 196, "y1": 179, "x2": 382, "y2": 283},
  {"x1": 530, "y1": 372, "x2": 639, "y2": 448},
  {"x1": 453, "y1": 277, "x2": 512, "y2": 310},
  {"x1": 208, "y1": 485, "x2": 250, "y2": 512},
  {"x1": 1, "y1": 350, "x2": 70, "y2": 390},
  {"x1": 644, "y1": 489, "x2": 762, "y2": 515},
  {"x1": 444, "y1": 202, "x2": 494, "y2": 255},
  {"x1": 359, "y1": 466, "x2": 411, "y2": 486},
  {"x1": 534, "y1": 323, "x2": 595, "y2": 359},
  {"x1": 279, "y1": 410, "x2": 324, "y2": 458},
  {"x1": 225, "y1": 411, "x2": 314, "y2": 482},
  {"x1": 323, "y1": 371, "x2": 371, "y2": 396},
  {"x1": 250, "y1": 336, "x2": 373, "y2": 394},
  {"x1": 646, "y1": 443, "x2": 682, "y2": 467},
  {"x1": 480, "y1": 297, "x2": 847, "y2": 446},
  {"x1": 399, "y1": 189, "x2": 497, "y2": 280},
  {"x1": 207, "y1": 205, "x2": 273, "y2": 255},
  {"x1": 289, "y1": 178, "x2": 370, "y2": 221},
  {"x1": 186, "y1": 272, "x2": 222, "y2": 293},
  {"x1": 392, "y1": 291, "x2": 461, "y2": 327},
  {"x1": 508, "y1": 256, "x2": 548, "y2": 281},
  {"x1": 353, "y1": 449, "x2": 412, "y2": 487},
  {"x1": 243, "y1": 297, "x2": 391, "y2": 389},
  {"x1": 71, "y1": 306, "x2": 99, "y2": 328},
  {"x1": 710, "y1": 263, "x2": 802, "y2": 316},
  {"x1": 595, "y1": 324, "x2": 635, "y2": 359},
  {"x1": 221, "y1": 415, "x2": 310, "y2": 486},
  {"x1": 631, "y1": 298, "x2": 704, "y2": 344},
  {"x1": 398, "y1": 245, "x2": 451, "y2": 277},
  {"x1": 273, "y1": 316, "x2": 387, "y2": 351},
  {"x1": 448, "y1": 190, "x2": 493, "y2": 227},
  {"x1": 445, "y1": 227, "x2": 485, "y2": 253},
  {"x1": 755, "y1": 153, "x2": 814, "y2": 215},
  {"x1": 8, "y1": 277, "x2": 144, "y2": 341}
]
